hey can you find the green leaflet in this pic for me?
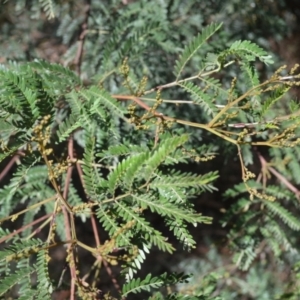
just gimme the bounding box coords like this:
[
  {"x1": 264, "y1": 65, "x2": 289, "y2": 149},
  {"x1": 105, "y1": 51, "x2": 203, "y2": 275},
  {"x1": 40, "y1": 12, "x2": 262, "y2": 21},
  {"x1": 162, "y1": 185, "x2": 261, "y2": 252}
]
[
  {"x1": 57, "y1": 112, "x2": 82, "y2": 142},
  {"x1": 263, "y1": 200, "x2": 300, "y2": 231},
  {"x1": 96, "y1": 206, "x2": 131, "y2": 246},
  {"x1": 142, "y1": 135, "x2": 189, "y2": 182},
  {"x1": 260, "y1": 85, "x2": 290, "y2": 118},
  {"x1": 82, "y1": 129, "x2": 101, "y2": 200},
  {"x1": 150, "y1": 171, "x2": 218, "y2": 191},
  {"x1": 87, "y1": 85, "x2": 127, "y2": 119},
  {"x1": 39, "y1": 0, "x2": 56, "y2": 19},
  {"x1": 175, "y1": 23, "x2": 223, "y2": 79},
  {"x1": 166, "y1": 219, "x2": 196, "y2": 250},
  {"x1": 36, "y1": 250, "x2": 53, "y2": 297},
  {"x1": 28, "y1": 60, "x2": 81, "y2": 85},
  {"x1": 179, "y1": 81, "x2": 218, "y2": 116},
  {"x1": 107, "y1": 151, "x2": 149, "y2": 194},
  {"x1": 0, "y1": 266, "x2": 35, "y2": 297},
  {"x1": 122, "y1": 272, "x2": 190, "y2": 297},
  {"x1": 115, "y1": 201, "x2": 174, "y2": 253},
  {"x1": 131, "y1": 193, "x2": 211, "y2": 225},
  {"x1": 229, "y1": 40, "x2": 274, "y2": 65}
]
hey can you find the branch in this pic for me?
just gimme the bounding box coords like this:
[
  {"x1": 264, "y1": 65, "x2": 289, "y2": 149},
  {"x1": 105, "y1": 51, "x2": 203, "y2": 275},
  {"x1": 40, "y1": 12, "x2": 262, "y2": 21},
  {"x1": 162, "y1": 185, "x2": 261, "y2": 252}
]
[
  {"x1": 113, "y1": 94, "x2": 238, "y2": 144},
  {"x1": 0, "y1": 214, "x2": 50, "y2": 244},
  {"x1": 64, "y1": 137, "x2": 77, "y2": 300},
  {"x1": 73, "y1": 3, "x2": 91, "y2": 76},
  {"x1": 0, "y1": 154, "x2": 20, "y2": 182},
  {"x1": 258, "y1": 152, "x2": 300, "y2": 200}
]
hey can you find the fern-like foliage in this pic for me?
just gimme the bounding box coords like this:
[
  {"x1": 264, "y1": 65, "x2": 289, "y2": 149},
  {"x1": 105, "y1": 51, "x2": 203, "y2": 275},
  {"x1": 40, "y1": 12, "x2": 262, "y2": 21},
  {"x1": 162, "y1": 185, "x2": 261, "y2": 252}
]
[
  {"x1": 122, "y1": 272, "x2": 190, "y2": 297},
  {"x1": 218, "y1": 40, "x2": 274, "y2": 66},
  {"x1": 35, "y1": 250, "x2": 53, "y2": 298},
  {"x1": 0, "y1": 266, "x2": 35, "y2": 297},
  {"x1": 82, "y1": 128, "x2": 101, "y2": 200},
  {"x1": 263, "y1": 200, "x2": 300, "y2": 231},
  {"x1": 1, "y1": 2, "x2": 300, "y2": 299},
  {"x1": 179, "y1": 81, "x2": 218, "y2": 116},
  {"x1": 175, "y1": 23, "x2": 222, "y2": 79},
  {"x1": 223, "y1": 179, "x2": 300, "y2": 272},
  {"x1": 143, "y1": 135, "x2": 189, "y2": 181},
  {"x1": 260, "y1": 85, "x2": 290, "y2": 118}
]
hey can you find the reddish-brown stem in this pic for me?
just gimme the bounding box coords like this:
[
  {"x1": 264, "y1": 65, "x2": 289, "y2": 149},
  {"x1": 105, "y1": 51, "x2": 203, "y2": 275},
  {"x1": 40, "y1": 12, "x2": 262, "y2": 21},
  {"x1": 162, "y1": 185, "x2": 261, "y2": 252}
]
[
  {"x1": 73, "y1": 3, "x2": 91, "y2": 76},
  {"x1": 268, "y1": 165, "x2": 300, "y2": 199},
  {"x1": 63, "y1": 137, "x2": 76, "y2": 300},
  {"x1": 257, "y1": 152, "x2": 300, "y2": 200},
  {"x1": 76, "y1": 155, "x2": 121, "y2": 293},
  {"x1": 91, "y1": 212, "x2": 121, "y2": 293},
  {"x1": 0, "y1": 213, "x2": 50, "y2": 244},
  {"x1": 0, "y1": 154, "x2": 19, "y2": 182},
  {"x1": 113, "y1": 94, "x2": 164, "y2": 117}
]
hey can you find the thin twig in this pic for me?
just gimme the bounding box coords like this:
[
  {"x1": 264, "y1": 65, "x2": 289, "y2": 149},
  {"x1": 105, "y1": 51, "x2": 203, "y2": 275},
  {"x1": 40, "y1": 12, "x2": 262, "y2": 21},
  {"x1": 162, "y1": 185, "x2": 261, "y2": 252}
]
[
  {"x1": 144, "y1": 60, "x2": 235, "y2": 95},
  {"x1": 76, "y1": 155, "x2": 122, "y2": 293},
  {"x1": 0, "y1": 195, "x2": 56, "y2": 224},
  {"x1": 257, "y1": 153, "x2": 300, "y2": 200},
  {"x1": 0, "y1": 154, "x2": 19, "y2": 182},
  {"x1": 64, "y1": 137, "x2": 76, "y2": 300},
  {"x1": 0, "y1": 213, "x2": 50, "y2": 244},
  {"x1": 114, "y1": 94, "x2": 238, "y2": 144},
  {"x1": 73, "y1": 3, "x2": 91, "y2": 76},
  {"x1": 91, "y1": 213, "x2": 122, "y2": 293},
  {"x1": 140, "y1": 97, "x2": 227, "y2": 108}
]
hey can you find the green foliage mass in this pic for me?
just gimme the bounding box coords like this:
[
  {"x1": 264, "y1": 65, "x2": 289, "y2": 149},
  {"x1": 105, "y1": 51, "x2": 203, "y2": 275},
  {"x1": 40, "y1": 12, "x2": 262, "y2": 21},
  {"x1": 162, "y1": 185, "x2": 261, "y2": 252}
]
[{"x1": 1, "y1": 0, "x2": 300, "y2": 299}]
